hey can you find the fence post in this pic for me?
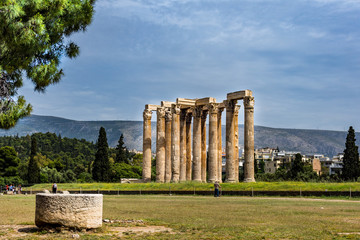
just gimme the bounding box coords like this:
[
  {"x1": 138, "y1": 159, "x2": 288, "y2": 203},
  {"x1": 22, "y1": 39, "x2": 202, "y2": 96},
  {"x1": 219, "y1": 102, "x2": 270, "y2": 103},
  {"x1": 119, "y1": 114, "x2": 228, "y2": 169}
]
[{"x1": 140, "y1": 189, "x2": 142, "y2": 195}]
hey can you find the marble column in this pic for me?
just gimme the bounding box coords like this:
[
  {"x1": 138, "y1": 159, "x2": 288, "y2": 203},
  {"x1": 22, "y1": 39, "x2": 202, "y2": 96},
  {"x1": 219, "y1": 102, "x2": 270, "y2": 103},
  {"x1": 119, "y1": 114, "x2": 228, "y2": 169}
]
[
  {"x1": 208, "y1": 103, "x2": 218, "y2": 183},
  {"x1": 217, "y1": 108, "x2": 224, "y2": 182},
  {"x1": 244, "y1": 96, "x2": 255, "y2": 182},
  {"x1": 234, "y1": 105, "x2": 240, "y2": 182},
  {"x1": 156, "y1": 107, "x2": 166, "y2": 183},
  {"x1": 171, "y1": 104, "x2": 181, "y2": 183},
  {"x1": 225, "y1": 100, "x2": 237, "y2": 183},
  {"x1": 179, "y1": 109, "x2": 187, "y2": 182},
  {"x1": 186, "y1": 111, "x2": 192, "y2": 181},
  {"x1": 201, "y1": 109, "x2": 208, "y2": 182},
  {"x1": 192, "y1": 106, "x2": 202, "y2": 182},
  {"x1": 142, "y1": 109, "x2": 152, "y2": 182},
  {"x1": 164, "y1": 109, "x2": 172, "y2": 183}
]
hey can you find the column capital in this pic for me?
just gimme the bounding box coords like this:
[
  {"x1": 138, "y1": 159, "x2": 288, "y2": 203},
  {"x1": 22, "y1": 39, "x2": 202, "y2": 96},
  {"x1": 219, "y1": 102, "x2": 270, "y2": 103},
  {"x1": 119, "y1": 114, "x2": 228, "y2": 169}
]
[
  {"x1": 180, "y1": 109, "x2": 188, "y2": 120},
  {"x1": 172, "y1": 104, "x2": 181, "y2": 115},
  {"x1": 201, "y1": 109, "x2": 208, "y2": 120},
  {"x1": 192, "y1": 106, "x2": 202, "y2": 119},
  {"x1": 224, "y1": 99, "x2": 237, "y2": 111},
  {"x1": 186, "y1": 110, "x2": 193, "y2": 123},
  {"x1": 143, "y1": 109, "x2": 152, "y2": 120},
  {"x1": 244, "y1": 96, "x2": 255, "y2": 109},
  {"x1": 207, "y1": 103, "x2": 219, "y2": 115},
  {"x1": 165, "y1": 109, "x2": 173, "y2": 122},
  {"x1": 157, "y1": 107, "x2": 166, "y2": 118}
]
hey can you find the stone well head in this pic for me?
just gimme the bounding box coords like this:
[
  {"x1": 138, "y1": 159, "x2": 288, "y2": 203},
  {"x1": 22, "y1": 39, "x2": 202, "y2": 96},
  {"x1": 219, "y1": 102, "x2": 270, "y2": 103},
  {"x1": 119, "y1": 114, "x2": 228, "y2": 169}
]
[{"x1": 35, "y1": 193, "x2": 103, "y2": 229}]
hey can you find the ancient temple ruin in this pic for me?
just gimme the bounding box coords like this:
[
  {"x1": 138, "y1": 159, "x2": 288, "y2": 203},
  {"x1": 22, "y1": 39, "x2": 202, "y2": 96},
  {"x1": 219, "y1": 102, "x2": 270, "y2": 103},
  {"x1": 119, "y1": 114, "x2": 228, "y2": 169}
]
[{"x1": 142, "y1": 90, "x2": 255, "y2": 183}]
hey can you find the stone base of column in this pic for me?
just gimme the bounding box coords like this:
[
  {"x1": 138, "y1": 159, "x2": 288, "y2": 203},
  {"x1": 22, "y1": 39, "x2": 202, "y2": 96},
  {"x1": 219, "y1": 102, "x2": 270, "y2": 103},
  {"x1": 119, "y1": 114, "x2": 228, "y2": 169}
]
[
  {"x1": 243, "y1": 178, "x2": 256, "y2": 183},
  {"x1": 225, "y1": 179, "x2": 236, "y2": 183},
  {"x1": 143, "y1": 178, "x2": 151, "y2": 183}
]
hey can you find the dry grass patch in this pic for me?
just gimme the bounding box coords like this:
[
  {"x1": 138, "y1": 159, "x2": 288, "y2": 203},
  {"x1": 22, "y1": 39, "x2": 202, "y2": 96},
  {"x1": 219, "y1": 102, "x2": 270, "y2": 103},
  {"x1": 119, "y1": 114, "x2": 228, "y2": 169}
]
[{"x1": 1, "y1": 195, "x2": 360, "y2": 239}]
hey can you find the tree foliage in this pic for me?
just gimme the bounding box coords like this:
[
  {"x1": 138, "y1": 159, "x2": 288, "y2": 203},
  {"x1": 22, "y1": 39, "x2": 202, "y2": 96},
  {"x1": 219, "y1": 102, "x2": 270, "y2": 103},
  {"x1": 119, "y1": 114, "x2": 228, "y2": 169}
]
[
  {"x1": 27, "y1": 136, "x2": 40, "y2": 183},
  {"x1": 0, "y1": 0, "x2": 96, "y2": 128},
  {"x1": 290, "y1": 153, "x2": 304, "y2": 179},
  {"x1": 0, "y1": 146, "x2": 19, "y2": 176},
  {"x1": 92, "y1": 127, "x2": 111, "y2": 182},
  {"x1": 115, "y1": 134, "x2": 129, "y2": 164},
  {"x1": 342, "y1": 126, "x2": 360, "y2": 181}
]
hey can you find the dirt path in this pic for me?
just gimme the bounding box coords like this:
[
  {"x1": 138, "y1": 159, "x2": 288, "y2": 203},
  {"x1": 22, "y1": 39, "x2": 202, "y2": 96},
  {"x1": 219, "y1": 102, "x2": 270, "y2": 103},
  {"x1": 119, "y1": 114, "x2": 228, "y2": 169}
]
[{"x1": 0, "y1": 224, "x2": 173, "y2": 239}]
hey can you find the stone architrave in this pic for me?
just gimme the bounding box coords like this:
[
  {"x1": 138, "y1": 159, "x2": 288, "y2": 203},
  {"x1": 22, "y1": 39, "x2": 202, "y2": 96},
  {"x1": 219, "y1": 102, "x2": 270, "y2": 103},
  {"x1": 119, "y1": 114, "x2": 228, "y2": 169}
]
[
  {"x1": 217, "y1": 108, "x2": 224, "y2": 182},
  {"x1": 142, "y1": 109, "x2": 152, "y2": 182},
  {"x1": 171, "y1": 104, "x2": 181, "y2": 182},
  {"x1": 243, "y1": 96, "x2": 255, "y2": 182},
  {"x1": 234, "y1": 105, "x2": 240, "y2": 182},
  {"x1": 35, "y1": 194, "x2": 103, "y2": 229},
  {"x1": 179, "y1": 109, "x2": 187, "y2": 182},
  {"x1": 156, "y1": 107, "x2": 166, "y2": 183},
  {"x1": 225, "y1": 100, "x2": 237, "y2": 183},
  {"x1": 192, "y1": 106, "x2": 202, "y2": 182},
  {"x1": 165, "y1": 109, "x2": 172, "y2": 182},
  {"x1": 208, "y1": 103, "x2": 218, "y2": 183},
  {"x1": 201, "y1": 109, "x2": 208, "y2": 182},
  {"x1": 186, "y1": 111, "x2": 193, "y2": 181}
]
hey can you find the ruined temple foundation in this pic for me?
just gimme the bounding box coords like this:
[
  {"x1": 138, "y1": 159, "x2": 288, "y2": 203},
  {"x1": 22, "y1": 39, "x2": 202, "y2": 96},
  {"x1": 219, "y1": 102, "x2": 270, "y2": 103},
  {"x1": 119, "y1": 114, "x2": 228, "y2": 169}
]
[
  {"x1": 35, "y1": 193, "x2": 103, "y2": 229},
  {"x1": 142, "y1": 90, "x2": 255, "y2": 183}
]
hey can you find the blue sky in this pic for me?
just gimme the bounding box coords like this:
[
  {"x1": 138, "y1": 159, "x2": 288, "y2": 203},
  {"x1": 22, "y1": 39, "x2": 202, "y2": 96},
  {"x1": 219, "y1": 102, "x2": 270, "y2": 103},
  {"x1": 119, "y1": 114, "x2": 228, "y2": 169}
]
[{"x1": 19, "y1": 0, "x2": 360, "y2": 131}]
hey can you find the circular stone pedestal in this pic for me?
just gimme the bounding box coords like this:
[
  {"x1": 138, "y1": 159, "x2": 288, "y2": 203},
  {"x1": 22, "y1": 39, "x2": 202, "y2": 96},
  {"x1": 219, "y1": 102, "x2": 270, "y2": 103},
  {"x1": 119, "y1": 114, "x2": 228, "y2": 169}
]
[{"x1": 35, "y1": 193, "x2": 103, "y2": 229}]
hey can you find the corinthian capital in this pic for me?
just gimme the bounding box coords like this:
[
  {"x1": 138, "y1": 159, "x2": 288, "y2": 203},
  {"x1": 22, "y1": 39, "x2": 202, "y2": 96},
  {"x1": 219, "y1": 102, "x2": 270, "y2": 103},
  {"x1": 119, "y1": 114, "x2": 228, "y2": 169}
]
[
  {"x1": 192, "y1": 106, "x2": 202, "y2": 119},
  {"x1": 208, "y1": 103, "x2": 219, "y2": 115},
  {"x1": 243, "y1": 96, "x2": 255, "y2": 109},
  {"x1": 234, "y1": 105, "x2": 241, "y2": 117},
  {"x1": 165, "y1": 109, "x2": 173, "y2": 122},
  {"x1": 172, "y1": 104, "x2": 181, "y2": 115},
  {"x1": 224, "y1": 99, "x2": 237, "y2": 111},
  {"x1": 201, "y1": 109, "x2": 208, "y2": 120},
  {"x1": 157, "y1": 107, "x2": 166, "y2": 118},
  {"x1": 143, "y1": 109, "x2": 152, "y2": 120}
]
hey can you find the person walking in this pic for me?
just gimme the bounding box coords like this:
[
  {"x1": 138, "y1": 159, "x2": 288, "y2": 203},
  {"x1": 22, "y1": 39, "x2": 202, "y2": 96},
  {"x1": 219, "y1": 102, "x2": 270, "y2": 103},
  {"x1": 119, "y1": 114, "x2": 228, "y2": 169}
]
[
  {"x1": 52, "y1": 183, "x2": 57, "y2": 194},
  {"x1": 214, "y1": 181, "x2": 221, "y2": 197}
]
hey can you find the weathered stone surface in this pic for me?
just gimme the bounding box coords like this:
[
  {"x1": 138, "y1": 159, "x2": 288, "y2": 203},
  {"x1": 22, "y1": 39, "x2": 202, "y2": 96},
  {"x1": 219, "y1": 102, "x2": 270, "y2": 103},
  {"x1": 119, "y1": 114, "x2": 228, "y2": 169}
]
[
  {"x1": 244, "y1": 96, "x2": 255, "y2": 182},
  {"x1": 156, "y1": 107, "x2": 166, "y2": 183},
  {"x1": 142, "y1": 109, "x2": 153, "y2": 183},
  {"x1": 35, "y1": 194, "x2": 103, "y2": 229}
]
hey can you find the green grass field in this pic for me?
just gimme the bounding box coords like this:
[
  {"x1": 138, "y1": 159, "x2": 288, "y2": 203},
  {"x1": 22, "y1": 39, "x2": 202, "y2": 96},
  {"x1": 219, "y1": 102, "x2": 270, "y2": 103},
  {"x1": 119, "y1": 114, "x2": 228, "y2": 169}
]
[
  {"x1": 1, "y1": 194, "x2": 360, "y2": 239},
  {"x1": 23, "y1": 181, "x2": 360, "y2": 192}
]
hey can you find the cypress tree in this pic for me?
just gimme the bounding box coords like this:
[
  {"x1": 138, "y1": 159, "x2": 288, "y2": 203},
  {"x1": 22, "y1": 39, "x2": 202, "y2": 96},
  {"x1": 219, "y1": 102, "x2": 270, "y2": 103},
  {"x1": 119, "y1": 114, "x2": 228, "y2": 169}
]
[
  {"x1": 92, "y1": 127, "x2": 111, "y2": 182},
  {"x1": 290, "y1": 153, "x2": 304, "y2": 179},
  {"x1": 342, "y1": 126, "x2": 360, "y2": 181},
  {"x1": 27, "y1": 137, "x2": 40, "y2": 183},
  {"x1": 115, "y1": 134, "x2": 128, "y2": 164}
]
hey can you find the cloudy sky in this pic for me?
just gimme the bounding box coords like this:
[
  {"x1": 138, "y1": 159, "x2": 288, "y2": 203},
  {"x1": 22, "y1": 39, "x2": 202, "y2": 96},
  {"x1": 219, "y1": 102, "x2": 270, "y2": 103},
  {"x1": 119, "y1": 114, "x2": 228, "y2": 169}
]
[{"x1": 19, "y1": 0, "x2": 360, "y2": 131}]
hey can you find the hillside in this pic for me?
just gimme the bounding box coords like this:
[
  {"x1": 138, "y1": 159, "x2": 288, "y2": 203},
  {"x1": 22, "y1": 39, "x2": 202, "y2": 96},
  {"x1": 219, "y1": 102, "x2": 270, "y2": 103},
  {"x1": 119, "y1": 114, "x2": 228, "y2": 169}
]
[{"x1": 0, "y1": 115, "x2": 353, "y2": 157}]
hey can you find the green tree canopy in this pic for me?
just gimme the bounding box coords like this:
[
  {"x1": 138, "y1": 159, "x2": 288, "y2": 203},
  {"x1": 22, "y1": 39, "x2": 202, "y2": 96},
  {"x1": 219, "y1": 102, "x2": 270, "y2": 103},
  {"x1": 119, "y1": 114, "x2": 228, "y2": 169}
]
[
  {"x1": 0, "y1": 146, "x2": 20, "y2": 176},
  {"x1": 342, "y1": 126, "x2": 360, "y2": 181},
  {"x1": 92, "y1": 127, "x2": 111, "y2": 182},
  {"x1": 27, "y1": 136, "x2": 40, "y2": 183},
  {"x1": 290, "y1": 153, "x2": 304, "y2": 179},
  {"x1": 115, "y1": 134, "x2": 129, "y2": 164},
  {"x1": 0, "y1": 0, "x2": 96, "y2": 129}
]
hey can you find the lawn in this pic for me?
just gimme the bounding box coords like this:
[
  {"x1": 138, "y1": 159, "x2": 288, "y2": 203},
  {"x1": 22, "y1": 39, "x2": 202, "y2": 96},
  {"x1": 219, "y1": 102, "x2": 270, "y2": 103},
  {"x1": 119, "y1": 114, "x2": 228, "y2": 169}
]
[
  {"x1": 1, "y1": 194, "x2": 360, "y2": 239},
  {"x1": 23, "y1": 181, "x2": 360, "y2": 192}
]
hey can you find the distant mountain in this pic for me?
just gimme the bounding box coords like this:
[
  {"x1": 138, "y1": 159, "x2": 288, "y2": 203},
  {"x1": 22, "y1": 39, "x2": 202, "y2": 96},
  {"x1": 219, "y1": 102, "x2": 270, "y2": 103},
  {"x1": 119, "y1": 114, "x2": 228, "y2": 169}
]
[{"x1": 0, "y1": 115, "x2": 354, "y2": 158}]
